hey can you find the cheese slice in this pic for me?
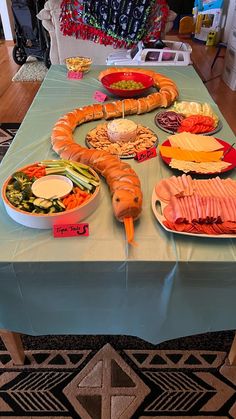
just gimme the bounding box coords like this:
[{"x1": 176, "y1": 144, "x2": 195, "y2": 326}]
[
  {"x1": 168, "y1": 132, "x2": 223, "y2": 152},
  {"x1": 159, "y1": 145, "x2": 223, "y2": 162},
  {"x1": 169, "y1": 159, "x2": 231, "y2": 173},
  {"x1": 174, "y1": 101, "x2": 202, "y2": 115}
]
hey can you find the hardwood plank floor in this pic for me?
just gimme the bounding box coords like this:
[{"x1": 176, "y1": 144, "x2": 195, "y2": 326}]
[
  {"x1": 0, "y1": 41, "x2": 41, "y2": 123},
  {"x1": 0, "y1": 38, "x2": 235, "y2": 134}
]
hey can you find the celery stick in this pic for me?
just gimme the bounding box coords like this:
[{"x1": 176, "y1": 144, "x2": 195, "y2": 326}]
[
  {"x1": 66, "y1": 173, "x2": 85, "y2": 189},
  {"x1": 40, "y1": 160, "x2": 65, "y2": 166},
  {"x1": 66, "y1": 173, "x2": 93, "y2": 190},
  {"x1": 45, "y1": 168, "x2": 65, "y2": 175},
  {"x1": 45, "y1": 164, "x2": 65, "y2": 169},
  {"x1": 69, "y1": 162, "x2": 95, "y2": 179},
  {"x1": 69, "y1": 167, "x2": 99, "y2": 186},
  {"x1": 66, "y1": 167, "x2": 96, "y2": 187}
]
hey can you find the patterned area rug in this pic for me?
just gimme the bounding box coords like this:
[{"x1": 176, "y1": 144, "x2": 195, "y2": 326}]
[
  {"x1": 12, "y1": 57, "x2": 48, "y2": 82},
  {"x1": 0, "y1": 331, "x2": 236, "y2": 418},
  {"x1": 0, "y1": 123, "x2": 20, "y2": 162}
]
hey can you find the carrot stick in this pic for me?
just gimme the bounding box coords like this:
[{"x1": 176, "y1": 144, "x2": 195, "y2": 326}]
[
  {"x1": 62, "y1": 191, "x2": 91, "y2": 209},
  {"x1": 123, "y1": 217, "x2": 138, "y2": 247},
  {"x1": 23, "y1": 166, "x2": 46, "y2": 178}
]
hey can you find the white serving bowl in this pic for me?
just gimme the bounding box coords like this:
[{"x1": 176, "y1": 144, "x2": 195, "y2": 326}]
[
  {"x1": 31, "y1": 175, "x2": 73, "y2": 199},
  {"x1": 1, "y1": 162, "x2": 100, "y2": 229}
]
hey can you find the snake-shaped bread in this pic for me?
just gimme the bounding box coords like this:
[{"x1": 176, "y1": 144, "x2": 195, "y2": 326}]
[{"x1": 51, "y1": 68, "x2": 179, "y2": 244}]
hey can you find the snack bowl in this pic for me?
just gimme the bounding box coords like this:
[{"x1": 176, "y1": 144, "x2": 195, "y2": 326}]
[
  {"x1": 64, "y1": 56, "x2": 93, "y2": 73},
  {"x1": 1, "y1": 160, "x2": 100, "y2": 229},
  {"x1": 31, "y1": 175, "x2": 73, "y2": 199},
  {"x1": 101, "y1": 71, "x2": 153, "y2": 98}
]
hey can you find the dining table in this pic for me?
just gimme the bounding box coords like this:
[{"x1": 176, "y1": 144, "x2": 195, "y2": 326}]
[{"x1": 0, "y1": 64, "x2": 236, "y2": 364}]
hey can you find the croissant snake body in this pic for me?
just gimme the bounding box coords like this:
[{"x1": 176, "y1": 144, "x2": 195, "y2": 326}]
[{"x1": 51, "y1": 68, "x2": 179, "y2": 245}]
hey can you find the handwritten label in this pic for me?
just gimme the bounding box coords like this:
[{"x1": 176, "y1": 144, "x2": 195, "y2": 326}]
[
  {"x1": 135, "y1": 146, "x2": 157, "y2": 163},
  {"x1": 53, "y1": 223, "x2": 89, "y2": 238},
  {"x1": 67, "y1": 70, "x2": 83, "y2": 80},
  {"x1": 93, "y1": 90, "x2": 107, "y2": 102}
]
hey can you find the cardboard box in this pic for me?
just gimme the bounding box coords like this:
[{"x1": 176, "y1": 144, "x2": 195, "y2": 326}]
[{"x1": 222, "y1": 62, "x2": 236, "y2": 91}]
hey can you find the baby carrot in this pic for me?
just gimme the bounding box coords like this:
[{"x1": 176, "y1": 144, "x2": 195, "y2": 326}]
[{"x1": 123, "y1": 217, "x2": 137, "y2": 247}]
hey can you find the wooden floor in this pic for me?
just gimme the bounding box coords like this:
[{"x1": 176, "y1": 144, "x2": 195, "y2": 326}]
[
  {"x1": 0, "y1": 41, "x2": 41, "y2": 123},
  {"x1": 0, "y1": 39, "x2": 235, "y2": 134}
]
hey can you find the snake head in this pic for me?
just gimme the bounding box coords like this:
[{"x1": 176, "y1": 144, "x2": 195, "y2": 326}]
[{"x1": 112, "y1": 187, "x2": 143, "y2": 222}]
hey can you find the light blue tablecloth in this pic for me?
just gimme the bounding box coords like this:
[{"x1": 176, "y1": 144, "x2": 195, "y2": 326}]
[{"x1": 0, "y1": 65, "x2": 235, "y2": 343}]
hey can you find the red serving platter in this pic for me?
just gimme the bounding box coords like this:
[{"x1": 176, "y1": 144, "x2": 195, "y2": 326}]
[
  {"x1": 101, "y1": 71, "x2": 153, "y2": 98},
  {"x1": 159, "y1": 138, "x2": 236, "y2": 175}
]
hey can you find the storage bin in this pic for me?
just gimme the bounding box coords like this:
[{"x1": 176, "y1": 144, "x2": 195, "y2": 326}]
[
  {"x1": 228, "y1": 28, "x2": 236, "y2": 50},
  {"x1": 222, "y1": 62, "x2": 236, "y2": 91},
  {"x1": 106, "y1": 40, "x2": 192, "y2": 66},
  {"x1": 225, "y1": 45, "x2": 236, "y2": 69}
]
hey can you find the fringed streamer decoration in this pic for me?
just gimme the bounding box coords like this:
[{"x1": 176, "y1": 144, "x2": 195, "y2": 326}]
[{"x1": 59, "y1": 0, "x2": 169, "y2": 48}]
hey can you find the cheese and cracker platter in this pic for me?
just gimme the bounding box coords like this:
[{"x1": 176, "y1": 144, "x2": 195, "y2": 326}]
[
  {"x1": 158, "y1": 132, "x2": 236, "y2": 175},
  {"x1": 85, "y1": 119, "x2": 158, "y2": 158}
]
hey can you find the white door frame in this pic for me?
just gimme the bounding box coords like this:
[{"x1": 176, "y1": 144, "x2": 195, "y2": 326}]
[{"x1": 0, "y1": 0, "x2": 15, "y2": 40}]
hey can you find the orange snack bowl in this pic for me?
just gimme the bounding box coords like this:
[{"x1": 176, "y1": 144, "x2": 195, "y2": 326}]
[
  {"x1": 1, "y1": 161, "x2": 101, "y2": 229},
  {"x1": 101, "y1": 71, "x2": 153, "y2": 98}
]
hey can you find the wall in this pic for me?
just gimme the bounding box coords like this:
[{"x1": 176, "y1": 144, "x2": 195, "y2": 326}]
[
  {"x1": 0, "y1": 0, "x2": 15, "y2": 40},
  {"x1": 222, "y1": 0, "x2": 236, "y2": 42}
]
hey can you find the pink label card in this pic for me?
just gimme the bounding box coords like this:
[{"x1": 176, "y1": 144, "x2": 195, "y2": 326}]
[
  {"x1": 53, "y1": 223, "x2": 89, "y2": 238},
  {"x1": 93, "y1": 90, "x2": 107, "y2": 102},
  {"x1": 67, "y1": 70, "x2": 84, "y2": 80},
  {"x1": 135, "y1": 146, "x2": 157, "y2": 163}
]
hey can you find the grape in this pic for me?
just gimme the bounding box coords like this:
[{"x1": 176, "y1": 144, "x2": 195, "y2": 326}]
[{"x1": 110, "y1": 80, "x2": 144, "y2": 90}]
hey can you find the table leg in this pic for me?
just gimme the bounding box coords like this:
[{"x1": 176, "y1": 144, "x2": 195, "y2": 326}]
[
  {"x1": 0, "y1": 330, "x2": 25, "y2": 365},
  {"x1": 228, "y1": 333, "x2": 236, "y2": 366}
]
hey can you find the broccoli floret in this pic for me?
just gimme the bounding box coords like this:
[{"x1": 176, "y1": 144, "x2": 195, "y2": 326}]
[
  {"x1": 12, "y1": 171, "x2": 30, "y2": 188},
  {"x1": 6, "y1": 190, "x2": 23, "y2": 206},
  {"x1": 13, "y1": 180, "x2": 22, "y2": 191},
  {"x1": 22, "y1": 184, "x2": 33, "y2": 200}
]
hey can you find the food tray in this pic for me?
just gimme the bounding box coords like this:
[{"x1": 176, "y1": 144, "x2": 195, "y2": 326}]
[
  {"x1": 154, "y1": 111, "x2": 222, "y2": 136},
  {"x1": 159, "y1": 137, "x2": 236, "y2": 175},
  {"x1": 85, "y1": 123, "x2": 158, "y2": 159},
  {"x1": 151, "y1": 189, "x2": 236, "y2": 239},
  {"x1": 1, "y1": 161, "x2": 100, "y2": 229}
]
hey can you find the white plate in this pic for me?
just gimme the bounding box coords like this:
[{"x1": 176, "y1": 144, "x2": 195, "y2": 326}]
[
  {"x1": 151, "y1": 188, "x2": 236, "y2": 238},
  {"x1": 32, "y1": 175, "x2": 73, "y2": 199}
]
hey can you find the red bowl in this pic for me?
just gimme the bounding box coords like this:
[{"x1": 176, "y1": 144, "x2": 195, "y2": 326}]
[{"x1": 101, "y1": 71, "x2": 153, "y2": 98}]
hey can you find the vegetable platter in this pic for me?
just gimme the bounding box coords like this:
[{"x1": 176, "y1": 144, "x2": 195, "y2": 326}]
[{"x1": 1, "y1": 160, "x2": 100, "y2": 229}]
